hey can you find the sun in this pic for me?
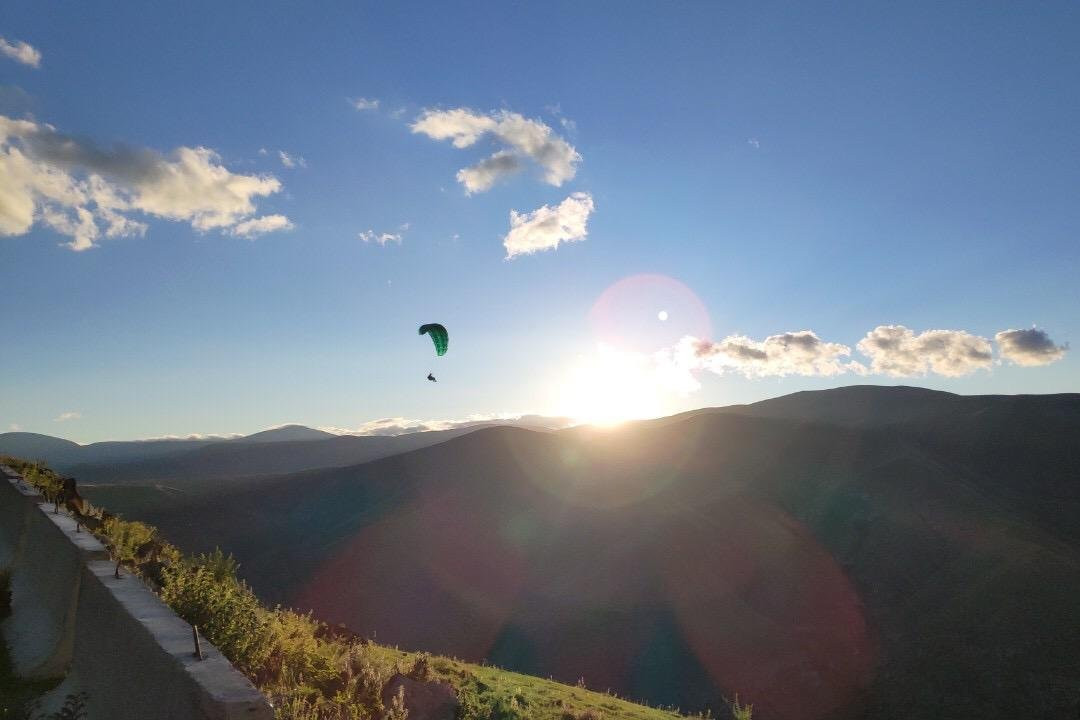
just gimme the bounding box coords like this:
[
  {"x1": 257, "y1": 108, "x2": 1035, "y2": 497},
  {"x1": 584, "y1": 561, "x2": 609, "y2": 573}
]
[{"x1": 552, "y1": 345, "x2": 664, "y2": 427}]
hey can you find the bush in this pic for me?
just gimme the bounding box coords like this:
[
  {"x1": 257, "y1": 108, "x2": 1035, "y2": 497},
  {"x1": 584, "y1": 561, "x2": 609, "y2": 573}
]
[
  {"x1": 191, "y1": 548, "x2": 241, "y2": 583},
  {"x1": 408, "y1": 652, "x2": 433, "y2": 682},
  {"x1": 159, "y1": 561, "x2": 270, "y2": 674},
  {"x1": 730, "y1": 696, "x2": 752, "y2": 720},
  {"x1": 99, "y1": 517, "x2": 155, "y2": 578},
  {"x1": 259, "y1": 609, "x2": 338, "y2": 690}
]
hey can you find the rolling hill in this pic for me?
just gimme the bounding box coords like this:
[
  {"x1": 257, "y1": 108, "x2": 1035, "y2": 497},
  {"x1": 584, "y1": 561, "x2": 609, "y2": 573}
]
[
  {"x1": 2, "y1": 418, "x2": 573, "y2": 487},
  {"x1": 79, "y1": 387, "x2": 1080, "y2": 719}
]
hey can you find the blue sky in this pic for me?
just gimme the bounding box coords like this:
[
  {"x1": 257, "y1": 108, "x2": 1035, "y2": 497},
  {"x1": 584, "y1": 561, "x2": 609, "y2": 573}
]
[{"x1": 2, "y1": 1, "x2": 1077, "y2": 442}]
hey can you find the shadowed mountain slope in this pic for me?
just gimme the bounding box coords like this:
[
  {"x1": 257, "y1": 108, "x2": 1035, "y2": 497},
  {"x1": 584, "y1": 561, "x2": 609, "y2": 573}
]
[{"x1": 81, "y1": 387, "x2": 1080, "y2": 719}]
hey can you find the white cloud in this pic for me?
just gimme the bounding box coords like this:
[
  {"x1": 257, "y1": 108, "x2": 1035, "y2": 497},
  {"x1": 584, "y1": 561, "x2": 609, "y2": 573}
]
[
  {"x1": 748, "y1": 138, "x2": 760, "y2": 149},
  {"x1": 135, "y1": 432, "x2": 243, "y2": 441},
  {"x1": 647, "y1": 322, "x2": 1064, "y2": 394},
  {"x1": 657, "y1": 331, "x2": 863, "y2": 389},
  {"x1": 995, "y1": 327, "x2": 1068, "y2": 367},
  {"x1": 0, "y1": 115, "x2": 291, "y2": 250},
  {"x1": 278, "y1": 150, "x2": 306, "y2": 169},
  {"x1": 54, "y1": 411, "x2": 81, "y2": 422},
  {"x1": 0, "y1": 37, "x2": 41, "y2": 68},
  {"x1": 503, "y1": 192, "x2": 594, "y2": 259},
  {"x1": 411, "y1": 108, "x2": 581, "y2": 192},
  {"x1": 411, "y1": 108, "x2": 497, "y2": 147},
  {"x1": 8, "y1": 423, "x2": 20, "y2": 431},
  {"x1": 856, "y1": 325, "x2": 993, "y2": 377},
  {"x1": 320, "y1": 414, "x2": 574, "y2": 437},
  {"x1": 359, "y1": 223, "x2": 408, "y2": 246},
  {"x1": 350, "y1": 97, "x2": 380, "y2": 111},
  {"x1": 230, "y1": 214, "x2": 294, "y2": 238},
  {"x1": 456, "y1": 150, "x2": 521, "y2": 194}
]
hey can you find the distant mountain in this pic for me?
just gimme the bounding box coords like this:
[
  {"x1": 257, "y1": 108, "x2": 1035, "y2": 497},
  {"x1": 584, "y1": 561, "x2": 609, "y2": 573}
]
[
  {"x1": 2, "y1": 419, "x2": 573, "y2": 482},
  {"x1": 232, "y1": 424, "x2": 339, "y2": 443},
  {"x1": 69, "y1": 427, "x2": 480, "y2": 486},
  {"x1": 80, "y1": 386, "x2": 1080, "y2": 720},
  {"x1": 0, "y1": 432, "x2": 221, "y2": 471},
  {"x1": 0, "y1": 432, "x2": 83, "y2": 467}
]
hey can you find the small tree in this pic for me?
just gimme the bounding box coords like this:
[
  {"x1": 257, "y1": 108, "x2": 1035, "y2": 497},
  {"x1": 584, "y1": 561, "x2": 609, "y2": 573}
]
[{"x1": 101, "y1": 517, "x2": 154, "y2": 578}]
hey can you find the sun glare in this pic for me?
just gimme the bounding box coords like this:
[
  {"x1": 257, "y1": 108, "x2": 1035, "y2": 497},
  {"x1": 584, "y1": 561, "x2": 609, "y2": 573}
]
[{"x1": 553, "y1": 346, "x2": 664, "y2": 427}]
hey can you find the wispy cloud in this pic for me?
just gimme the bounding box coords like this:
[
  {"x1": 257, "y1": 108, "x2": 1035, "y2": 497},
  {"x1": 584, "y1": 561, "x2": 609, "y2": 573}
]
[
  {"x1": 278, "y1": 150, "x2": 306, "y2": 169},
  {"x1": 8, "y1": 423, "x2": 20, "y2": 431},
  {"x1": 320, "y1": 414, "x2": 574, "y2": 437},
  {"x1": 54, "y1": 411, "x2": 81, "y2": 423},
  {"x1": 545, "y1": 103, "x2": 578, "y2": 134},
  {"x1": 456, "y1": 150, "x2": 521, "y2": 194},
  {"x1": 995, "y1": 327, "x2": 1068, "y2": 367},
  {"x1": 359, "y1": 222, "x2": 409, "y2": 246},
  {"x1": 0, "y1": 115, "x2": 291, "y2": 250},
  {"x1": 230, "y1": 214, "x2": 294, "y2": 238},
  {"x1": 0, "y1": 36, "x2": 41, "y2": 68},
  {"x1": 747, "y1": 138, "x2": 760, "y2": 149},
  {"x1": 135, "y1": 432, "x2": 243, "y2": 441},
  {"x1": 503, "y1": 192, "x2": 594, "y2": 259},
  {"x1": 411, "y1": 108, "x2": 581, "y2": 193},
  {"x1": 350, "y1": 97, "x2": 380, "y2": 111}
]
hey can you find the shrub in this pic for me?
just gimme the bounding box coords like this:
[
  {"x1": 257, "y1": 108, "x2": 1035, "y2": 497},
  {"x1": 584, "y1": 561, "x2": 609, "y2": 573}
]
[
  {"x1": 159, "y1": 561, "x2": 270, "y2": 674},
  {"x1": 259, "y1": 609, "x2": 338, "y2": 690},
  {"x1": 191, "y1": 547, "x2": 240, "y2": 583},
  {"x1": 408, "y1": 652, "x2": 432, "y2": 682},
  {"x1": 99, "y1": 517, "x2": 155, "y2": 578}
]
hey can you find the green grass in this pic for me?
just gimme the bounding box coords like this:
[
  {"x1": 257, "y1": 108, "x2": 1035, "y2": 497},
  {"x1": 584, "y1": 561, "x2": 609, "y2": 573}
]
[{"x1": 369, "y1": 646, "x2": 694, "y2": 720}]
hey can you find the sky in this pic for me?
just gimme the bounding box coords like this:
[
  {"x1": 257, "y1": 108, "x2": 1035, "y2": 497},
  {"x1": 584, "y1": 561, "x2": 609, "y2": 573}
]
[{"x1": 1, "y1": 1, "x2": 1078, "y2": 443}]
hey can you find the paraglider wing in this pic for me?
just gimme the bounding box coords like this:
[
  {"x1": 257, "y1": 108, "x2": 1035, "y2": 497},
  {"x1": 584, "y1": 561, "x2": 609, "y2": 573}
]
[{"x1": 418, "y1": 323, "x2": 449, "y2": 356}]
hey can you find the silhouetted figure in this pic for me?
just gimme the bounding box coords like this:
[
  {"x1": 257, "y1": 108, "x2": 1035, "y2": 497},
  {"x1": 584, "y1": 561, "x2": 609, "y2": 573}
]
[
  {"x1": 427, "y1": 373, "x2": 436, "y2": 382},
  {"x1": 60, "y1": 476, "x2": 90, "y2": 531},
  {"x1": 62, "y1": 477, "x2": 88, "y2": 517}
]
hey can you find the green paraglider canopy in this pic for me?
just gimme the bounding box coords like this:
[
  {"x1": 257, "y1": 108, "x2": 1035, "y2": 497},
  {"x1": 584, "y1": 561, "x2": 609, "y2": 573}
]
[{"x1": 419, "y1": 323, "x2": 449, "y2": 356}]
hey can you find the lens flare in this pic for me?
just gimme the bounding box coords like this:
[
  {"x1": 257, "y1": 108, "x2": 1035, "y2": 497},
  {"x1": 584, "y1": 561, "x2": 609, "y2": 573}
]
[{"x1": 589, "y1": 274, "x2": 712, "y2": 354}]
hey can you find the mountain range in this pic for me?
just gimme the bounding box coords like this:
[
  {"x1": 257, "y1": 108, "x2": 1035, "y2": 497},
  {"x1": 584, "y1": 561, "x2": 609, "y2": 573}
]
[{"x1": 15, "y1": 386, "x2": 1079, "y2": 719}]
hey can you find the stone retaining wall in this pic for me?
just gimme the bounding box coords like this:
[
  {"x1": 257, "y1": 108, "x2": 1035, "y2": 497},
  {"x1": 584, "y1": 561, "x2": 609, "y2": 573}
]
[{"x1": 0, "y1": 466, "x2": 273, "y2": 719}]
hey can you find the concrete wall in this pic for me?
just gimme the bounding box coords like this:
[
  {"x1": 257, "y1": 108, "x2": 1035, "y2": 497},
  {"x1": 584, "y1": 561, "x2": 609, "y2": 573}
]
[{"x1": 0, "y1": 466, "x2": 273, "y2": 719}]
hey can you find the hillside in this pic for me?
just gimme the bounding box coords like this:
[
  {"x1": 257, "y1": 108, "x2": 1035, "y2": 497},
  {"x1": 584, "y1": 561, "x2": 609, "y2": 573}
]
[
  {"x1": 3, "y1": 419, "x2": 573, "y2": 487},
  {"x1": 82, "y1": 386, "x2": 1080, "y2": 719},
  {"x1": 2, "y1": 457, "x2": 703, "y2": 720}
]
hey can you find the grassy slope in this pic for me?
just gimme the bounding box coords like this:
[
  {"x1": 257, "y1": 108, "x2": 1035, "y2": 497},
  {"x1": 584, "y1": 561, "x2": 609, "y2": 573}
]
[
  {"x1": 1, "y1": 456, "x2": 700, "y2": 720},
  {"x1": 370, "y1": 645, "x2": 690, "y2": 720}
]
